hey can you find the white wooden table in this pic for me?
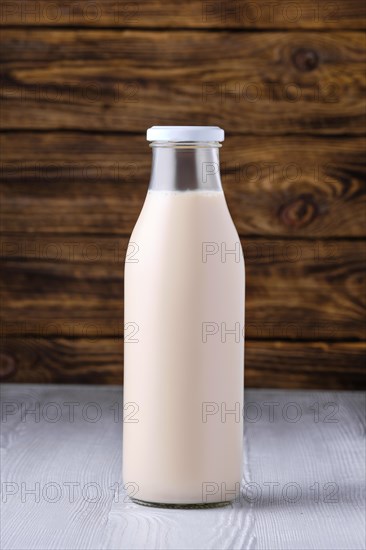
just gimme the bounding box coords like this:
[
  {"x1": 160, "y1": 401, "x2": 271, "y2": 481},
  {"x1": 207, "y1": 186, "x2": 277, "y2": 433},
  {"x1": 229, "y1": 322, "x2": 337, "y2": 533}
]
[{"x1": 1, "y1": 384, "x2": 365, "y2": 550}]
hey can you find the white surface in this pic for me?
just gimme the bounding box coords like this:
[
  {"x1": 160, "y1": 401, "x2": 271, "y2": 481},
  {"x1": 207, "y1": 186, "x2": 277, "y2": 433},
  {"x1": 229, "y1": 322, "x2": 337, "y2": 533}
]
[
  {"x1": 146, "y1": 126, "x2": 224, "y2": 142},
  {"x1": 0, "y1": 385, "x2": 365, "y2": 550}
]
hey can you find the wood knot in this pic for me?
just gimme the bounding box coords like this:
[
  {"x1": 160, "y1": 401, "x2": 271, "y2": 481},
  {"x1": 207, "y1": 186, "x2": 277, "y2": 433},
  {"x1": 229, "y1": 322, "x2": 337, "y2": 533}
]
[
  {"x1": 0, "y1": 353, "x2": 16, "y2": 379},
  {"x1": 279, "y1": 194, "x2": 318, "y2": 228},
  {"x1": 292, "y1": 48, "x2": 319, "y2": 72}
]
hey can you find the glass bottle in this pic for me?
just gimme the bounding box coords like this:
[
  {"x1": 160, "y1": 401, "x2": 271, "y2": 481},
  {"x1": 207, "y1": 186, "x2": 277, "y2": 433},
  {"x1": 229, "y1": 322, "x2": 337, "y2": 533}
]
[{"x1": 123, "y1": 126, "x2": 245, "y2": 507}]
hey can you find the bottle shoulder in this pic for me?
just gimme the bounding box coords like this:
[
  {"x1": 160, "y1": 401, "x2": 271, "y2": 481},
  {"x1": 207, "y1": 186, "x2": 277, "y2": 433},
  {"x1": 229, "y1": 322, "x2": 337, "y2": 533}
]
[{"x1": 127, "y1": 190, "x2": 244, "y2": 260}]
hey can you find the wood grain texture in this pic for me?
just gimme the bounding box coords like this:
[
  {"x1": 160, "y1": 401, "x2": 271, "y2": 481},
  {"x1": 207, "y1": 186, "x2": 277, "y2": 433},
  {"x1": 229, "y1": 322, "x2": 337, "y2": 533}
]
[
  {"x1": 1, "y1": 5, "x2": 365, "y2": 393},
  {"x1": 1, "y1": 0, "x2": 365, "y2": 29},
  {"x1": 1, "y1": 30, "x2": 365, "y2": 134},
  {"x1": 0, "y1": 338, "x2": 123, "y2": 385},
  {"x1": 1, "y1": 237, "x2": 365, "y2": 340},
  {"x1": 1, "y1": 133, "x2": 365, "y2": 238},
  {"x1": 1, "y1": 338, "x2": 365, "y2": 388},
  {"x1": 1, "y1": 384, "x2": 365, "y2": 549}
]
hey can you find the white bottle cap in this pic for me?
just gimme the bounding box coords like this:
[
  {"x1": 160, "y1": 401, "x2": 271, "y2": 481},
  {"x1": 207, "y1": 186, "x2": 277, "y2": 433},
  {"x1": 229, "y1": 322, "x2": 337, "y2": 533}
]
[{"x1": 146, "y1": 126, "x2": 224, "y2": 142}]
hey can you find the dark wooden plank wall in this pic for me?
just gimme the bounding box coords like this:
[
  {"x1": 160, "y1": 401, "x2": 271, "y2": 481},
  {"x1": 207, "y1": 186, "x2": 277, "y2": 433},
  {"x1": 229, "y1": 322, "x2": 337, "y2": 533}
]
[{"x1": 1, "y1": 2, "x2": 365, "y2": 388}]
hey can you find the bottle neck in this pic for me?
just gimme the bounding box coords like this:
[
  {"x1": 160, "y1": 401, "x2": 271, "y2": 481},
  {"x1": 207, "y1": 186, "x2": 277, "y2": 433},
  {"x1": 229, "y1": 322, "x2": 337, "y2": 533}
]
[{"x1": 148, "y1": 142, "x2": 223, "y2": 192}]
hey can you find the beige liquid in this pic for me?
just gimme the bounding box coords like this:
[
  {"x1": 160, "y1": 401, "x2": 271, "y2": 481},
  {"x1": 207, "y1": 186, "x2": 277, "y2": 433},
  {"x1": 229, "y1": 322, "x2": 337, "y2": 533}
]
[{"x1": 123, "y1": 189, "x2": 245, "y2": 505}]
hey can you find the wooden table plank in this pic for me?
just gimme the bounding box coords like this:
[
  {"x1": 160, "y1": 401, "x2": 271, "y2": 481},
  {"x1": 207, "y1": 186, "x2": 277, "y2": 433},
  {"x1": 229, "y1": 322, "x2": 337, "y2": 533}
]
[
  {"x1": 1, "y1": 134, "x2": 365, "y2": 238},
  {"x1": 1, "y1": 0, "x2": 365, "y2": 29},
  {"x1": 1, "y1": 237, "x2": 365, "y2": 340},
  {"x1": 1, "y1": 384, "x2": 365, "y2": 549},
  {"x1": 1, "y1": 338, "x2": 365, "y2": 388},
  {"x1": 1, "y1": 30, "x2": 365, "y2": 133}
]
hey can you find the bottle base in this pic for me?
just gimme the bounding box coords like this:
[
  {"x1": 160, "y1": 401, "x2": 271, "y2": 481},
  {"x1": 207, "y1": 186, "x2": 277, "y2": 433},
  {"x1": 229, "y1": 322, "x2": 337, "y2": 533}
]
[{"x1": 130, "y1": 497, "x2": 231, "y2": 509}]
